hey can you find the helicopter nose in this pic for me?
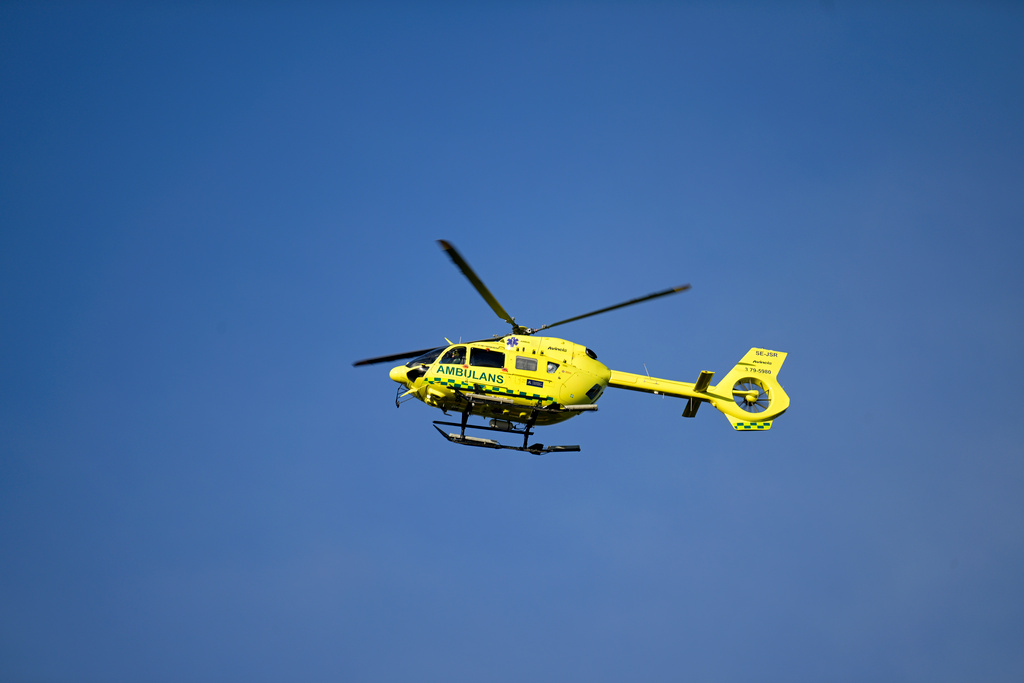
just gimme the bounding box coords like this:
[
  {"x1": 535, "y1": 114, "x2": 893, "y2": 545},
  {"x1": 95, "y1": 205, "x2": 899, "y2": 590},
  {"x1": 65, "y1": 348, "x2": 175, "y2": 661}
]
[{"x1": 389, "y1": 365, "x2": 408, "y2": 384}]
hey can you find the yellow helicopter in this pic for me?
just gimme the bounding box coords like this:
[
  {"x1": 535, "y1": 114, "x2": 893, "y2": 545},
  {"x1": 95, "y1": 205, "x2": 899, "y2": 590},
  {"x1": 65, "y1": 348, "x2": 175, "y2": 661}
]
[{"x1": 354, "y1": 240, "x2": 790, "y2": 454}]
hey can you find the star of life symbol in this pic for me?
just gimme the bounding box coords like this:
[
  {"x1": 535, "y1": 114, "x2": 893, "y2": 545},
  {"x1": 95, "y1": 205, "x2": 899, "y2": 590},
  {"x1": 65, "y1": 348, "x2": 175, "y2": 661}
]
[{"x1": 505, "y1": 336, "x2": 519, "y2": 349}]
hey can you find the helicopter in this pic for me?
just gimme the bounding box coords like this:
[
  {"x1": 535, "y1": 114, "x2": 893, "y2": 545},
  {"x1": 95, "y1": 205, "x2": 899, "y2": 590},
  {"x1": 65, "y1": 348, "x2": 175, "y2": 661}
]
[{"x1": 353, "y1": 240, "x2": 790, "y2": 454}]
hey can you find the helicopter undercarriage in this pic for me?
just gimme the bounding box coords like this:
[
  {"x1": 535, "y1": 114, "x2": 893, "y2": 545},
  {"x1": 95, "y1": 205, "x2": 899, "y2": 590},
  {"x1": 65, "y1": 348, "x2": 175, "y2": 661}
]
[{"x1": 430, "y1": 389, "x2": 596, "y2": 455}]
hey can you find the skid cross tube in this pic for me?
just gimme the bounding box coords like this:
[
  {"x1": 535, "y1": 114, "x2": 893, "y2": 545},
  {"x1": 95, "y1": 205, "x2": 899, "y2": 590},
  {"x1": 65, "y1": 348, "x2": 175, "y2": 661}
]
[{"x1": 521, "y1": 407, "x2": 540, "y2": 450}]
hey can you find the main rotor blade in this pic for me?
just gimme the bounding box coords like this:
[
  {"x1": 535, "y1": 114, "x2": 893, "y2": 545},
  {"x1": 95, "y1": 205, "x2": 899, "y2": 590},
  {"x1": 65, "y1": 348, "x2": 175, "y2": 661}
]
[
  {"x1": 532, "y1": 284, "x2": 691, "y2": 333},
  {"x1": 438, "y1": 240, "x2": 519, "y2": 331},
  {"x1": 353, "y1": 346, "x2": 443, "y2": 367}
]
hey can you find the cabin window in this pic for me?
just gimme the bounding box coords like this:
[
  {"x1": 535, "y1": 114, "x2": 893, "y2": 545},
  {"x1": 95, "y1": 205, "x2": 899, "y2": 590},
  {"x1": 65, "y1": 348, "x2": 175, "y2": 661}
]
[
  {"x1": 470, "y1": 348, "x2": 505, "y2": 368},
  {"x1": 439, "y1": 346, "x2": 466, "y2": 365},
  {"x1": 586, "y1": 384, "x2": 603, "y2": 401},
  {"x1": 546, "y1": 362, "x2": 559, "y2": 373},
  {"x1": 515, "y1": 356, "x2": 538, "y2": 372}
]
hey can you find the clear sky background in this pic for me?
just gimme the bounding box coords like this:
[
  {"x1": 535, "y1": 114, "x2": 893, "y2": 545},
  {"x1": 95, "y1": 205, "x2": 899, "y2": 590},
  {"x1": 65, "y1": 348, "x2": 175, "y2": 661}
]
[{"x1": 2, "y1": 2, "x2": 1023, "y2": 681}]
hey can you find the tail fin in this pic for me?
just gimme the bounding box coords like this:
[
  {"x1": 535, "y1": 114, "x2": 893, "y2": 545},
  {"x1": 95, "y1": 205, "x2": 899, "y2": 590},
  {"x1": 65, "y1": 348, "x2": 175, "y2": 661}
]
[{"x1": 712, "y1": 348, "x2": 790, "y2": 430}]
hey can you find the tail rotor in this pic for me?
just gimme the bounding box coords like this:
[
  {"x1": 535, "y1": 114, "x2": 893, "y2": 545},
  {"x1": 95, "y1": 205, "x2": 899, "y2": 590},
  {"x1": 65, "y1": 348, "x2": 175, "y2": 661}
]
[{"x1": 732, "y1": 378, "x2": 770, "y2": 413}]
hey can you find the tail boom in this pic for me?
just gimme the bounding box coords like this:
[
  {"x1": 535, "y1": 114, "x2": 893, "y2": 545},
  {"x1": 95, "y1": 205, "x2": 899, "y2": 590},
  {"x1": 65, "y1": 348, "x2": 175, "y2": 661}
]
[{"x1": 607, "y1": 348, "x2": 790, "y2": 429}]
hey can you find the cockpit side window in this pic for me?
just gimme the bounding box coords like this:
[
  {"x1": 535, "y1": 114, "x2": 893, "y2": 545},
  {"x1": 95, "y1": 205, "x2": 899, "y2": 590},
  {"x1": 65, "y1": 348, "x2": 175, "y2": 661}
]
[
  {"x1": 470, "y1": 348, "x2": 505, "y2": 368},
  {"x1": 439, "y1": 346, "x2": 466, "y2": 365}
]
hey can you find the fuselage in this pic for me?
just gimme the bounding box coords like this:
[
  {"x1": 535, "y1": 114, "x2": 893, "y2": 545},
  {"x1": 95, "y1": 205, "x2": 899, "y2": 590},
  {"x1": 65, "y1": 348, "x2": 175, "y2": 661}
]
[{"x1": 388, "y1": 335, "x2": 611, "y2": 426}]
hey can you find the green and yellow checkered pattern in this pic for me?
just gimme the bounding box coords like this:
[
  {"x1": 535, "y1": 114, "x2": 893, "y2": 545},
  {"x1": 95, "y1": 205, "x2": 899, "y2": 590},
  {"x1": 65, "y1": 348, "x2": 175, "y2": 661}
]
[{"x1": 733, "y1": 420, "x2": 772, "y2": 431}]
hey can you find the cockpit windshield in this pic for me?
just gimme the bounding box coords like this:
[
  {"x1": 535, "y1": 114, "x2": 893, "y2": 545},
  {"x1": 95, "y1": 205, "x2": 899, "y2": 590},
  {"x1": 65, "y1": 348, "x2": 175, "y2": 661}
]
[{"x1": 405, "y1": 347, "x2": 445, "y2": 367}]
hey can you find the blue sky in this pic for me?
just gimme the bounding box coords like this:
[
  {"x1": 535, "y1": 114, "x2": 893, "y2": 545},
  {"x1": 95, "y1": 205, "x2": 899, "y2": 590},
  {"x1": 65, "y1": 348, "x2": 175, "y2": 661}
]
[{"x1": 2, "y1": 3, "x2": 1023, "y2": 681}]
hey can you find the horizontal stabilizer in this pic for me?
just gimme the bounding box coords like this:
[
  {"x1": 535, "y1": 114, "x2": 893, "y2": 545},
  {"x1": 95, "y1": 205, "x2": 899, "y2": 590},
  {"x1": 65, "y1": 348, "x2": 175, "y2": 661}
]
[
  {"x1": 693, "y1": 370, "x2": 714, "y2": 393},
  {"x1": 682, "y1": 397, "x2": 702, "y2": 418}
]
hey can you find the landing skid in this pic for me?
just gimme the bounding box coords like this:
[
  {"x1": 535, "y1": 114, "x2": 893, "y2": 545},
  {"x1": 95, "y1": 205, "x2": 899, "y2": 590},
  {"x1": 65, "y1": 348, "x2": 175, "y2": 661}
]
[
  {"x1": 432, "y1": 424, "x2": 580, "y2": 455},
  {"x1": 431, "y1": 390, "x2": 586, "y2": 455}
]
